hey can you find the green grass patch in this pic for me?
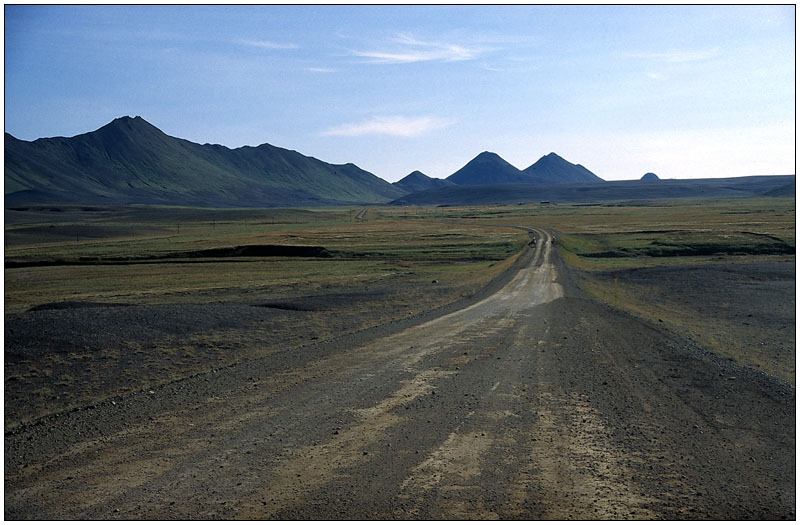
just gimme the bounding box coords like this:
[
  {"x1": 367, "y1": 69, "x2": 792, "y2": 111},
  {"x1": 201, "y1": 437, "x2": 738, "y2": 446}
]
[{"x1": 5, "y1": 206, "x2": 530, "y2": 312}]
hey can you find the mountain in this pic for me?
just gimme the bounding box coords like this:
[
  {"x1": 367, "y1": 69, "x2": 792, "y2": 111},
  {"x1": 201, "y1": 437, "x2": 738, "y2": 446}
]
[
  {"x1": 522, "y1": 152, "x2": 602, "y2": 183},
  {"x1": 446, "y1": 151, "x2": 530, "y2": 185},
  {"x1": 445, "y1": 151, "x2": 602, "y2": 186},
  {"x1": 641, "y1": 172, "x2": 660, "y2": 181},
  {"x1": 391, "y1": 175, "x2": 796, "y2": 206},
  {"x1": 393, "y1": 170, "x2": 455, "y2": 193},
  {"x1": 5, "y1": 116, "x2": 407, "y2": 207}
]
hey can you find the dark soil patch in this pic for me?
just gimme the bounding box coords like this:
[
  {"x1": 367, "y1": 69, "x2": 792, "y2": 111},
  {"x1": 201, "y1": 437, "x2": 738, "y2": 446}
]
[
  {"x1": 28, "y1": 301, "x2": 132, "y2": 312},
  {"x1": 585, "y1": 242, "x2": 794, "y2": 258},
  {"x1": 182, "y1": 245, "x2": 332, "y2": 259},
  {"x1": 254, "y1": 291, "x2": 389, "y2": 312},
  {"x1": 4, "y1": 223, "x2": 167, "y2": 246},
  {"x1": 5, "y1": 244, "x2": 334, "y2": 269},
  {"x1": 583, "y1": 261, "x2": 796, "y2": 382}
]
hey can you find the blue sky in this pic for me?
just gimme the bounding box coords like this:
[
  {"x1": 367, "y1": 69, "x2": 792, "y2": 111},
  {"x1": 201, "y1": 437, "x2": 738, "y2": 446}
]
[{"x1": 4, "y1": 5, "x2": 795, "y2": 182}]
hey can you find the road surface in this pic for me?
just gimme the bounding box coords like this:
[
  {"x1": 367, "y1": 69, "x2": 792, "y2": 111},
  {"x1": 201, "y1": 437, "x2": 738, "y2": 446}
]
[{"x1": 5, "y1": 229, "x2": 794, "y2": 519}]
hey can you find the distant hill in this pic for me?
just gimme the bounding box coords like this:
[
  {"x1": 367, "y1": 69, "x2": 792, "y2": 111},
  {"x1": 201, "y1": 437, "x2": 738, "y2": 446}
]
[
  {"x1": 393, "y1": 170, "x2": 455, "y2": 193},
  {"x1": 641, "y1": 172, "x2": 660, "y2": 181},
  {"x1": 5, "y1": 116, "x2": 407, "y2": 207},
  {"x1": 391, "y1": 175, "x2": 796, "y2": 206},
  {"x1": 762, "y1": 183, "x2": 795, "y2": 197},
  {"x1": 446, "y1": 151, "x2": 530, "y2": 185},
  {"x1": 523, "y1": 152, "x2": 602, "y2": 183},
  {"x1": 445, "y1": 151, "x2": 602, "y2": 186}
]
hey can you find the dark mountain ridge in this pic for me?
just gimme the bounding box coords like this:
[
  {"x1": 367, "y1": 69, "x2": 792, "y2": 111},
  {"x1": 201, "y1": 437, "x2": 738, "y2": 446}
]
[
  {"x1": 9, "y1": 117, "x2": 787, "y2": 209},
  {"x1": 446, "y1": 151, "x2": 530, "y2": 185},
  {"x1": 393, "y1": 170, "x2": 455, "y2": 193},
  {"x1": 5, "y1": 116, "x2": 406, "y2": 207},
  {"x1": 391, "y1": 175, "x2": 795, "y2": 206},
  {"x1": 445, "y1": 151, "x2": 602, "y2": 186},
  {"x1": 523, "y1": 152, "x2": 603, "y2": 183}
]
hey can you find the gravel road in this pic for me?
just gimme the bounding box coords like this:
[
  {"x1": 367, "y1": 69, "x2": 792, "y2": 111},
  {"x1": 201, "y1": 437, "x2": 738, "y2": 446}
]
[{"x1": 5, "y1": 229, "x2": 794, "y2": 519}]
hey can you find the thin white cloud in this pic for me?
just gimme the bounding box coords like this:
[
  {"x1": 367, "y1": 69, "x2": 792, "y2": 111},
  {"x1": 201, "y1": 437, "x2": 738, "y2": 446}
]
[
  {"x1": 480, "y1": 63, "x2": 503, "y2": 72},
  {"x1": 305, "y1": 67, "x2": 337, "y2": 73},
  {"x1": 321, "y1": 115, "x2": 452, "y2": 137},
  {"x1": 390, "y1": 32, "x2": 430, "y2": 47},
  {"x1": 627, "y1": 47, "x2": 720, "y2": 63},
  {"x1": 351, "y1": 33, "x2": 484, "y2": 64},
  {"x1": 239, "y1": 39, "x2": 298, "y2": 50}
]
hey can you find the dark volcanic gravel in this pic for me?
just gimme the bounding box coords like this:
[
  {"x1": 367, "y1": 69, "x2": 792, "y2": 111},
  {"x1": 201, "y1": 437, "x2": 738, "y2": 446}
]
[{"x1": 4, "y1": 230, "x2": 795, "y2": 520}]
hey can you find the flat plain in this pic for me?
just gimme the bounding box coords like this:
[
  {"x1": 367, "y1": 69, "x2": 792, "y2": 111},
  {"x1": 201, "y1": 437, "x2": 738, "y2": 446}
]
[{"x1": 4, "y1": 198, "x2": 795, "y2": 519}]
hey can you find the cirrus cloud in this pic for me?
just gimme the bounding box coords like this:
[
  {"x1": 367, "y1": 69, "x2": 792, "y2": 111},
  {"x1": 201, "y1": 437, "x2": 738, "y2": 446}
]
[
  {"x1": 305, "y1": 66, "x2": 338, "y2": 73},
  {"x1": 239, "y1": 39, "x2": 298, "y2": 50},
  {"x1": 626, "y1": 47, "x2": 720, "y2": 63},
  {"x1": 351, "y1": 32, "x2": 487, "y2": 64},
  {"x1": 321, "y1": 115, "x2": 453, "y2": 137}
]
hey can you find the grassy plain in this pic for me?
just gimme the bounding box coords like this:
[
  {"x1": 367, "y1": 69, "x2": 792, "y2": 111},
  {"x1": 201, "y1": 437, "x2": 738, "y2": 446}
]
[
  {"x1": 5, "y1": 205, "x2": 532, "y2": 424},
  {"x1": 5, "y1": 206, "x2": 528, "y2": 313},
  {"x1": 396, "y1": 198, "x2": 795, "y2": 382},
  {"x1": 4, "y1": 198, "x2": 795, "y2": 425}
]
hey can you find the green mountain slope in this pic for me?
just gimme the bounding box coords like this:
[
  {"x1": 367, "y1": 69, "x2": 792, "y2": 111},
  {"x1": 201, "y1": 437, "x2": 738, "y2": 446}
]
[{"x1": 5, "y1": 116, "x2": 406, "y2": 206}]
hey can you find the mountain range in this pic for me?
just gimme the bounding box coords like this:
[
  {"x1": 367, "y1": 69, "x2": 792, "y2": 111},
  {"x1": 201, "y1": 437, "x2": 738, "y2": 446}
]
[
  {"x1": 5, "y1": 116, "x2": 405, "y2": 207},
  {"x1": 445, "y1": 151, "x2": 602, "y2": 185},
  {"x1": 390, "y1": 175, "x2": 795, "y2": 206},
  {"x1": 5, "y1": 116, "x2": 792, "y2": 207}
]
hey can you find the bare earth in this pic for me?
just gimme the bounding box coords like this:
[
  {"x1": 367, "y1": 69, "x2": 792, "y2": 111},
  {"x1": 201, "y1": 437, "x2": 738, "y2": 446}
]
[{"x1": 4, "y1": 229, "x2": 795, "y2": 519}]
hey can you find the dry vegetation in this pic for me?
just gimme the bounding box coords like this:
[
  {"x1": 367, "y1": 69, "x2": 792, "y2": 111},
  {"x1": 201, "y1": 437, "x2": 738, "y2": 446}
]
[
  {"x1": 410, "y1": 198, "x2": 795, "y2": 382},
  {"x1": 5, "y1": 206, "x2": 528, "y2": 313},
  {"x1": 4, "y1": 198, "x2": 795, "y2": 426},
  {"x1": 5, "y1": 205, "x2": 530, "y2": 425}
]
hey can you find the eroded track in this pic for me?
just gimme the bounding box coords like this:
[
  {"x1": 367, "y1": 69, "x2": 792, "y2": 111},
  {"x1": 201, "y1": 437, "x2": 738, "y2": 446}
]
[{"x1": 5, "y1": 229, "x2": 794, "y2": 519}]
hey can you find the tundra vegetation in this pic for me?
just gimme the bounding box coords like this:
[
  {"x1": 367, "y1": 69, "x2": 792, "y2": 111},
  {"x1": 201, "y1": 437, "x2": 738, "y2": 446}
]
[
  {"x1": 413, "y1": 198, "x2": 795, "y2": 382},
  {"x1": 4, "y1": 197, "x2": 795, "y2": 426}
]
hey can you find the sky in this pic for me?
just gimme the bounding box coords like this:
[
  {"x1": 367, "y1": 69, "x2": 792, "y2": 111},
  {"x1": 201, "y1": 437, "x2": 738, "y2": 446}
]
[{"x1": 4, "y1": 5, "x2": 796, "y2": 182}]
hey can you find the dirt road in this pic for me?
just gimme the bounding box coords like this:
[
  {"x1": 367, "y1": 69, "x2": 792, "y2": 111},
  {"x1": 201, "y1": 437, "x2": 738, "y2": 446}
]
[{"x1": 5, "y1": 229, "x2": 794, "y2": 519}]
